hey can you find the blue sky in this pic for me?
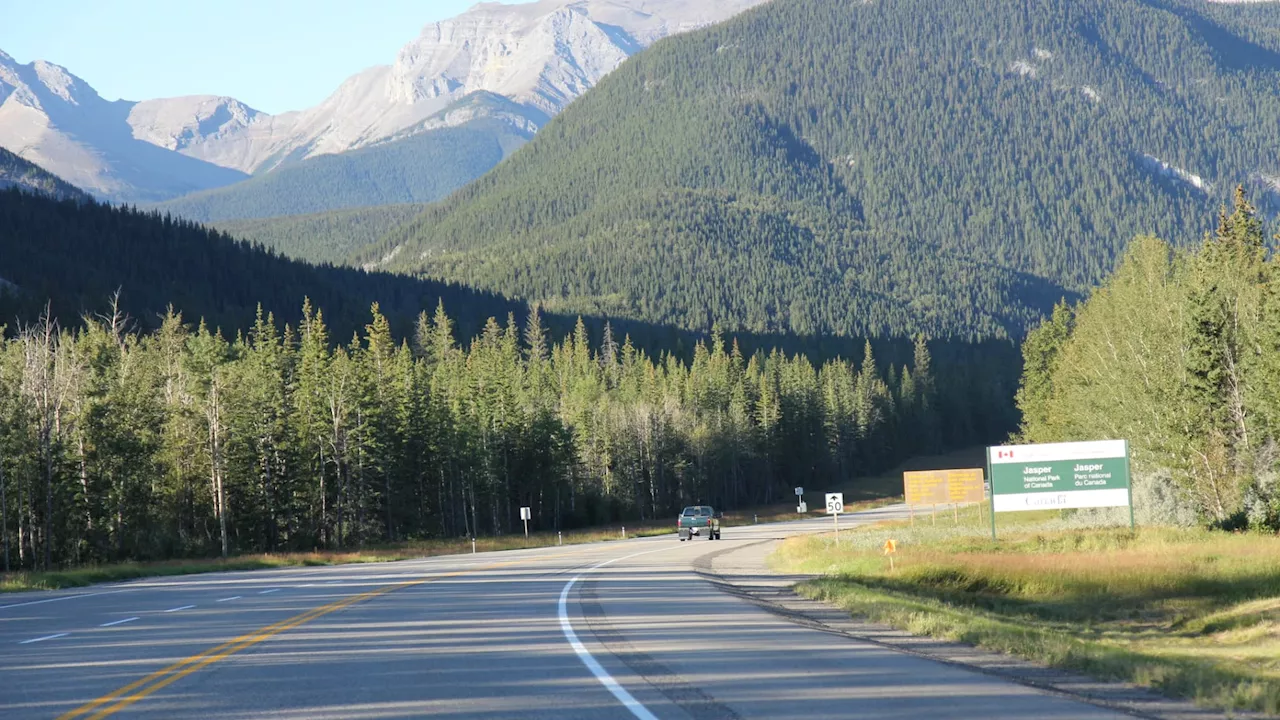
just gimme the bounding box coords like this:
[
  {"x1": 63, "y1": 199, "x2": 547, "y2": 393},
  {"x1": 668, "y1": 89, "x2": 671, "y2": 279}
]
[{"x1": 1, "y1": 0, "x2": 534, "y2": 114}]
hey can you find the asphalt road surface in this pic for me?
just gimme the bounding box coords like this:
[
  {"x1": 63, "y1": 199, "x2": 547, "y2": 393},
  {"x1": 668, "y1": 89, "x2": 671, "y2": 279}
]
[{"x1": 0, "y1": 507, "x2": 1127, "y2": 719}]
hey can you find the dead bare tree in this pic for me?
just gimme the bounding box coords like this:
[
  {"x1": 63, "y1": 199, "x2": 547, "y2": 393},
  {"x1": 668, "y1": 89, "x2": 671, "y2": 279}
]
[{"x1": 19, "y1": 306, "x2": 80, "y2": 569}]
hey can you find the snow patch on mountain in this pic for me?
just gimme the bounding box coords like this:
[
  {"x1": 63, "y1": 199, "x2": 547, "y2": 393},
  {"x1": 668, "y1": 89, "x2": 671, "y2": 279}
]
[
  {"x1": 1010, "y1": 60, "x2": 1038, "y2": 77},
  {"x1": 1141, "y1": 154, "x2": 1212, "y2": 193},
  {"x1": 1255, "y1": 173, "x2": 1280, "y2": 197}
]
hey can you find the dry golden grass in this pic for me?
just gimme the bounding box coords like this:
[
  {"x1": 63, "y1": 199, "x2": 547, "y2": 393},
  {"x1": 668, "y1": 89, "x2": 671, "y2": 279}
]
[{"x1": 773, "y1": 520, "x2": 1280, "y2": 713}]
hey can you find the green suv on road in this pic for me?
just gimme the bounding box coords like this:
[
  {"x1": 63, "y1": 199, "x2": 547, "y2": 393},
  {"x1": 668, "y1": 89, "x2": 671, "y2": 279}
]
[{"x1": 677, "y1": 505, "x2": 721, "y2": 541}]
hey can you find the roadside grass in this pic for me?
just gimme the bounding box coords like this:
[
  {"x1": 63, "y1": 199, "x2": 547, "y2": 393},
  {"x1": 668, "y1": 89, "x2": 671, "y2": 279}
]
[
  {"x1": 0, "y1": 524, "x2": 672, "y2": 594},
  {"x1": 770, "y1": 508, "x2": 1280, "y2": 714}
]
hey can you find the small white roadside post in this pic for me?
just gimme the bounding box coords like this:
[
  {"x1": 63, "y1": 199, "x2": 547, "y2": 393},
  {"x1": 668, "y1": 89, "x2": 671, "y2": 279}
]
[
  {"x1": 826, "y1": 492, "x2": 844, "y2": 539},
  {"x1": 520, "y1": 507, "x2": 531, "y2": 538}
]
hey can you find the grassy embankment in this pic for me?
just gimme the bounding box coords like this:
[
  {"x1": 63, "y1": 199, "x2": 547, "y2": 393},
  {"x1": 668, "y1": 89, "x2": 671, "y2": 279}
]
[{"x1": 771, "y1": 506, "x2": 1280, "y2": 714}]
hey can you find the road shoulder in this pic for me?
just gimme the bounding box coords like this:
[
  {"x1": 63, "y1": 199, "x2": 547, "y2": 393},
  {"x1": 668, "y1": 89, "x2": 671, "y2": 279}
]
[{"x1": 692, "y1": 540, "x2": 1262, "y2": 720}]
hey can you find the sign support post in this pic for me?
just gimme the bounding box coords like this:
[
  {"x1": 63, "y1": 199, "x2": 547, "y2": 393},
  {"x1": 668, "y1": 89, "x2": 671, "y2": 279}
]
[
  {"x1": 825, "y1": 493, "x2": 844, "y2": 541},
  {"x1": 988, "y1": 453, "x2": 997, "y2": 541},
  {"x1": 1124, "y1": 440, "x2": 1135, "y2": 532}
]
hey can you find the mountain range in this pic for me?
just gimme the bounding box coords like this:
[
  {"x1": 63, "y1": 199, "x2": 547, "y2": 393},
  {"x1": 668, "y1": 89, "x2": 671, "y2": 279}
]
[
  {"x1": 0, "y1": 0, "x2": 765, "y2": 204},
  {"x1": 357, "y1": 0, "x2": 1280, "y2": 340},
  {"x1": 9, "y1": 0, "x2": 1280, "y2": 345}
]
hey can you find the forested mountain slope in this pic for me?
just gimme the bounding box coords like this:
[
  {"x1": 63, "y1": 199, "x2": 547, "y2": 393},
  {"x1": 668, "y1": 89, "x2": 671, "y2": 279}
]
[
  {"x1": 213, "y1": 203, "x2": 431, "y2": 265},
  {"x1": 154, "y1": 112, "x2": 530, "y2": 225},
  {"x1": 0, "y1": 189, "x2": 519, "y2": 341},
  {"x1": 3, "y1": 186, "x2": 991, "y2": 366},
  {"x1": 0, "y1": 147, "x2": 87, "y2": 201},
  {"x1": 365, "y1": 0, "x2": 1280, "y2": 340}
]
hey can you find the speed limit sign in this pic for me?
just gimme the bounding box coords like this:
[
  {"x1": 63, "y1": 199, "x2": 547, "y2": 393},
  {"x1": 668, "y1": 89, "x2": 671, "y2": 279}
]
[{"x1": 825, "y1": 493, "x2": 844, "y2": 514}]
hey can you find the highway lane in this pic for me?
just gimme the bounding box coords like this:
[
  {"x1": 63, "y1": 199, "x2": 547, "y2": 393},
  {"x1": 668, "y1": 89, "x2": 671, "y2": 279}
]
[{"x1": 0, "y1": 508, "x2": 1129, "y2": 719}]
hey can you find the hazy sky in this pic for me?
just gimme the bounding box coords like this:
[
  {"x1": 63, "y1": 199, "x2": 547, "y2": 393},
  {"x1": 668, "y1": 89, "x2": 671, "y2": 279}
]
[{"x1": 1, "y1": 0, "x2": 534, "y2": 114}]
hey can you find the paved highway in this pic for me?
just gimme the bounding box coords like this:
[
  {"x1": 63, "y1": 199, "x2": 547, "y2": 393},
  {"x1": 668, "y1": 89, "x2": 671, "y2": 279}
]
[{"x1": 0, "y1": 507, "x2": 1126, "y2": 719}]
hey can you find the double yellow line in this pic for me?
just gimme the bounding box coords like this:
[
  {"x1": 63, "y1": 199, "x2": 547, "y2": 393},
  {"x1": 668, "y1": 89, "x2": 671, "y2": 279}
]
[{"x1": 58, "y1": 548, "x2": 592, "y2": 719}]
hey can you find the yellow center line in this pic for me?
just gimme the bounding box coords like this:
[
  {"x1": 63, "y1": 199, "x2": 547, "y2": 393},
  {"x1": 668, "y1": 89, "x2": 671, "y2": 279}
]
[{"x1": 57, "y1": 546, "x2": 606, "y2": 719}]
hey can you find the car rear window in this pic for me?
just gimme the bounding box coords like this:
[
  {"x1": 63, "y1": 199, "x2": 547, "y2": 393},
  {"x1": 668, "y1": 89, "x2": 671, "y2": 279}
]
[{"x1": 681, "y1": 506, "x2": 711, "y2": 516}]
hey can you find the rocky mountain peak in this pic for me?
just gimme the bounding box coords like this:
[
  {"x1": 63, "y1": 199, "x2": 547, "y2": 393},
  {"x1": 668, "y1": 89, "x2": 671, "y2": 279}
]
[
  {"x1": 31, "y1": 60, "x2": 90, "y2": 104},
  {"x1": 128, "y1": 95, "x2": 263, "y2": 151},
  {"x1": 0, "y1": 0, "x2": 767, "y2": 199}
]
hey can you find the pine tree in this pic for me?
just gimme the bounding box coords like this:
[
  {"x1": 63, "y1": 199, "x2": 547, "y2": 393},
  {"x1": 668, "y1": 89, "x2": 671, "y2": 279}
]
[{"x1": 1182, "y1": 187, "x2": 1266, "y2": 519}]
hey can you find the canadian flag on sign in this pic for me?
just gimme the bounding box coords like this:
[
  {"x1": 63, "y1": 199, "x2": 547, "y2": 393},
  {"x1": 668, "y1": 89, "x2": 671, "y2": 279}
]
[{"x1": 997, "y1": 449, "x2": 1015, "y2": 459}]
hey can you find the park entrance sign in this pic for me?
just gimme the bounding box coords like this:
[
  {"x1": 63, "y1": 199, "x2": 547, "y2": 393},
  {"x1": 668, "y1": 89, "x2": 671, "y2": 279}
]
[{"x1": 988, "y1": 440, "x2": 1132, "y2": 514}]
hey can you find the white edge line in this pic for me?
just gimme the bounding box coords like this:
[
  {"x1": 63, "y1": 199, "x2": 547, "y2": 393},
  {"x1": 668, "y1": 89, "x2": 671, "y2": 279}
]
[
  {"x1": 100, "y1": 616, "x2": 139, "y2": 627},
  {"x1": 164, "y1": 605, "x2": 196, "y2": 613},
  {"x1": 0, "y1": 589, "x2": 127, "y2": 611},
  {"x1": 216, "y1": 596, "x2": 241, "y2": 602},
  {"x1": 20, "y1": 632, "x2": 69, "y2": 644},
  {"x1": 558, "y1": 547, "x2": 671, "y2": 720},
  {"x1": 258, "y1": 589, "x2": 279, "y2": 594}
]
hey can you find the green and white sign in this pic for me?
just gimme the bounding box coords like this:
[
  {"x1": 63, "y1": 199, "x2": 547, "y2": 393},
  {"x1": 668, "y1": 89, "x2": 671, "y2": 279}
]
[{"x1": 987, "y1": 440, "x2": 1130, "y2": 513}]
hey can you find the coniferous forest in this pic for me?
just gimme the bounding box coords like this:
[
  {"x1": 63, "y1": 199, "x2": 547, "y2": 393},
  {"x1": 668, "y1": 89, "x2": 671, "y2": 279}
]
[
  {"x1": 357, "y1": 0, "x2": 1280, "y2": 342},
  {"x1": 0, "y1": 297, "x2": 1014, "y2": 571},
  {"x1": 1018, "y1": 188, "x2": 1280, "y2": 531},
  {"x1": 0, "y1": 188, "x2": 523, "y2": 343},
  {"x1": 0, "y1": 148, "x2": 87, "y2": 202}
]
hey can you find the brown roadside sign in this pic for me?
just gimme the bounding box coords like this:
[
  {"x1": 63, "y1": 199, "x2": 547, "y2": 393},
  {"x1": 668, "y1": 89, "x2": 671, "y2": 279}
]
[
  {"x1": 946, "y1": 468, "x2": 986, "y2": 504},
  {"x1": 903, "y1": 470, "x2": 949, "y2": 505}
]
